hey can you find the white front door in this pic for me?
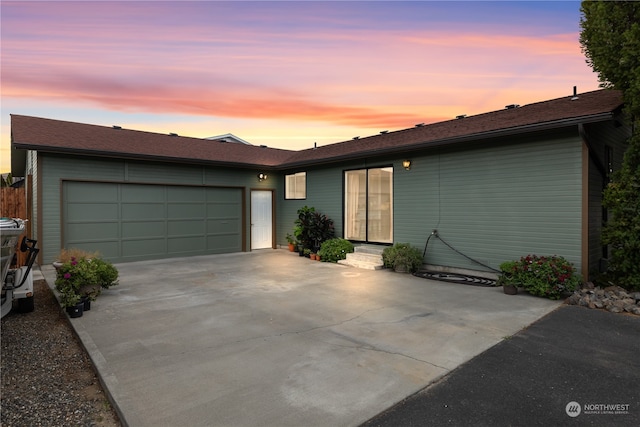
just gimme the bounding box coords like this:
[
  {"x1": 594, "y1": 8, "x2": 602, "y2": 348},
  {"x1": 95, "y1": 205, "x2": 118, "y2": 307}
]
[{"x1": 251, "y1": 190, "x2": 273, "y2": 249}]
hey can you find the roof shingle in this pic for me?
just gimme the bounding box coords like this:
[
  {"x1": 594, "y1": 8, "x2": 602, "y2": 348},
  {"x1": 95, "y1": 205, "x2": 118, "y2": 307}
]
[{"x1": 11, "y1": 89, "x2": 623, "y2": 170}]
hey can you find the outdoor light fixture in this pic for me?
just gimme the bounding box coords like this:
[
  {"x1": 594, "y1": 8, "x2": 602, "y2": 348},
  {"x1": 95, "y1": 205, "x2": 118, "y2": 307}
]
[
  {"x1": 258, "y1": 173, "x2": 268, "y2": 181},
  {"x1": 402, "y1": 160, "x2": 411, "y2": 170}
]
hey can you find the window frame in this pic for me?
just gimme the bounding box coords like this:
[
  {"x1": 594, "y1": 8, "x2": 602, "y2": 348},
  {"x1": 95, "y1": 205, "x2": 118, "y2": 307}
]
[{"x1": 284, "y1": 172, "x2": 307, "y2": 200}]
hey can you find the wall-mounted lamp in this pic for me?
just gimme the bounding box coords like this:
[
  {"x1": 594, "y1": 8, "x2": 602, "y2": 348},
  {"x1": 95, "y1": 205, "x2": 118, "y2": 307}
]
[
  {"x1": 258, "y1": 173, "x2": 268, "y2": 182},
  {"x1": 402, "y1": 160, "x2": 412, "y2": 171}
]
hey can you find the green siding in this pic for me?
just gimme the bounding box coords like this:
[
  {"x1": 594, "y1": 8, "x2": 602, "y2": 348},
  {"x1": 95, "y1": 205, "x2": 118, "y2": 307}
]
[
  {"x1": 280, "y1": 132, "x2": 588, "y2": 273},
  {"x1": 394, "y1": 134, "x2": 585, "y2": 272},
  {"x1": 39, "y1": 154, "x2": 274, "y2": 263}
]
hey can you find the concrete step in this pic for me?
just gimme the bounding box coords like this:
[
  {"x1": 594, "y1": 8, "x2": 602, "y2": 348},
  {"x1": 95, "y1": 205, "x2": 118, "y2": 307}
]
[
  {"x1": 354, "y1": 245, "x2": 384, "y2": 255},
  {"x1": 338, "y1": 245, "x2": 385, "y2": 270}
]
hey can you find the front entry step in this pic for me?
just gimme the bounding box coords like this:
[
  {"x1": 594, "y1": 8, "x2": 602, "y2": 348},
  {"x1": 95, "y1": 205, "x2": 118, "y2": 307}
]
[{"x1": 338, "y1": 245, "x2": 384, "y2": 270}]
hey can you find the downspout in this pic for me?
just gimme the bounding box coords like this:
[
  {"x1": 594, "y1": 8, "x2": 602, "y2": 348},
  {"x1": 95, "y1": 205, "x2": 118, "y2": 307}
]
[
  {"x1": 578, "y1": 123, "x2": 606, "y2": 281},
  {"x1": 578, "y1": 123, "x2": 607, "y2": 180}
]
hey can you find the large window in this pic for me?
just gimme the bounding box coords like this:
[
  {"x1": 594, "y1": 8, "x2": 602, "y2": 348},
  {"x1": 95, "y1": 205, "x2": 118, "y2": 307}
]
[
  {"x1": 285, "y1": 172, "x2": 306, "y2": 199},
  {"x1": 344, "y1": 167, "x2": 393, "y2": 243}
]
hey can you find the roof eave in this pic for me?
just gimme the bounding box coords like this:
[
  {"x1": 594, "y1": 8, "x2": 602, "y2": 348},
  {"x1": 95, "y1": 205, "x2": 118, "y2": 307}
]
[
  {"x1": 277, "y1": 112, "x2": 616, "y2": 169},
  {"x1": 10, "y1": 144, "x2": 281, "y2": 171}
]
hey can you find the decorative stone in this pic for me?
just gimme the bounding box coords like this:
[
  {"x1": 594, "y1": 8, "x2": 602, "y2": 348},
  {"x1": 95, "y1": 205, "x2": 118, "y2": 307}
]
[{"x1": 566, "y1": 285, "x2": 639, "y2": 316}]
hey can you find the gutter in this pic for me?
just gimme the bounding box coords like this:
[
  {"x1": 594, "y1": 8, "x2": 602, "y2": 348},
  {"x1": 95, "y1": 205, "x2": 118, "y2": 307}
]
[
  {"x1": 578, "y1": 123, "x2": 608, "y2": 180},
  {"x1": 9, "y1": 145, "x2": 281, "y2": 171},
  {"x1": 278, "y1": 112, "x2": 616, "y2": 169},
  {"x1": 12, "y1": 111, "x2": 615, "y2": 172}
]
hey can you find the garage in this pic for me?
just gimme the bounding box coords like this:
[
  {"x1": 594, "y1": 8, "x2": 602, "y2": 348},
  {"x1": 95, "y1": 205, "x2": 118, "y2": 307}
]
[{"x1": 62, "y1": 181, "x2": 243, "y2": 263}]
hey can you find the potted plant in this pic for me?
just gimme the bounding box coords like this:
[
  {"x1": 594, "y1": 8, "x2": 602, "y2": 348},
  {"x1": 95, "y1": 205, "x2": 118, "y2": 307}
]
[
  {"x1": 54, "y1": 255, "x2": 119, "y2": 316},
  {"x1": 55, "y1": 257, "x2": 98, "y2": 317},
  {"x1": 53, "y1": 248, "x2": 99, "y2": 271},
  {"x1": 286, "y1": 233, "x2": 296, "y2": 252},
  {"x1": 293, "y1": 206, "x2": 335, "y2": 256},
  {"x1": 382, "y1": 243, "x2": 424, "y2": 273},
  {"x1": 498, "y1": 260, "x2": 519, "y2": 295}
]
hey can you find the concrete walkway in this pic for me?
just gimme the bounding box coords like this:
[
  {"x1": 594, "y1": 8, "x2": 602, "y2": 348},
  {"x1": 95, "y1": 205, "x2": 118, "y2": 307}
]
[{"x1": 42, "y1": 250, "x2": 560, "y2": 427}]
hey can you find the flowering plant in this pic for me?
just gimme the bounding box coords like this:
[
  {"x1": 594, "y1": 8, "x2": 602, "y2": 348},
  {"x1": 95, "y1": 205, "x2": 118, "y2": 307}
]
[
  {"x1": 54, "y1": 256, "x2": 119, "y2": 307},
  {"x1": 55, "y1": 257, "x2": 98, "y2": 307},
  {"x1": 502, "y1": 255, "x2": 581, "y2": 300}
]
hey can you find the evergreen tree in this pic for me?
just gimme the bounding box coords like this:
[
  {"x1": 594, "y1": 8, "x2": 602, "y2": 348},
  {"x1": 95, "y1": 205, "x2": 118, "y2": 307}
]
[{"x1": 580, "y1": 1, "x2": 640, "y2": 290}]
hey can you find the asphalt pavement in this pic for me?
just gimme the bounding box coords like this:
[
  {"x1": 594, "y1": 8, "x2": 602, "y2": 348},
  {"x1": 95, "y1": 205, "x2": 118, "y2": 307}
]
[{"x1": 361, "y1": 304, "x2": 640, "y2": 426}]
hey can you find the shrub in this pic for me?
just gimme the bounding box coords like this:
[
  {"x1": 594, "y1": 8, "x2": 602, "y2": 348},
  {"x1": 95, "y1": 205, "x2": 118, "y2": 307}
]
[
  {"x1": 293, "y1": 206, "x2": 335, "y2": 252},
  {"x1": 92, "y1": 258, "x2": 119, "y2": 289},
  {"x1": 55, "y1": 257, "x2": 98, "y2": 307},
  {"x1": 318, "y1": 238, "x2": 354, "y2": 263},
  {"x1": 54, "y1": 256, "x2": 119, "y2": 307},
  {"x1": 382, "y1": 243, "x2": 424, "y2": 273},
  {"x1": 501, "y1": 255, "x2": 581, "y2": 300}
]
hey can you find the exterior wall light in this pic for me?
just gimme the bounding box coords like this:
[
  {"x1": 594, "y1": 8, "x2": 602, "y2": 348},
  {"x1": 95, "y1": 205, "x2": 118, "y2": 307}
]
[
  {"x1": 258, "y1": 173, "x2": 268, "y2": 181},
  {"x1": 402, "y1": 160, "x2": 411, "y2": 170}
]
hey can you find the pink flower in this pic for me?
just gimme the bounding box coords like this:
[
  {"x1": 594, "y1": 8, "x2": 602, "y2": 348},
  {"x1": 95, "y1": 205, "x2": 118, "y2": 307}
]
[
  {"x1": 71, "y1": 260, "x2": 77, "y2": 266},
  {"x1": 64, "y1": 273, "x2": 71, "y2": 279}
]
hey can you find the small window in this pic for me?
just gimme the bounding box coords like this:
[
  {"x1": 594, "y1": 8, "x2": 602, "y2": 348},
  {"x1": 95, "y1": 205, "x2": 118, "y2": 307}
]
[{"x1": 285, "y1": 172, "x2": 306, "y2": 199}]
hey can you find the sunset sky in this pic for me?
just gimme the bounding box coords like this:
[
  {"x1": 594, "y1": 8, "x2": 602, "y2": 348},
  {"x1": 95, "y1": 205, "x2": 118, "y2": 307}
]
[{"x1": 1, "y1": 1, "x2": 600, "y2": 174}]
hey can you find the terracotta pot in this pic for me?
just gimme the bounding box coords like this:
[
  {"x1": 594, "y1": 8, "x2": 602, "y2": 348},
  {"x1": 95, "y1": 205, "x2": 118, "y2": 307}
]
[{"x1": 288, "y1": 243, "x2": 295, "y2": 252}]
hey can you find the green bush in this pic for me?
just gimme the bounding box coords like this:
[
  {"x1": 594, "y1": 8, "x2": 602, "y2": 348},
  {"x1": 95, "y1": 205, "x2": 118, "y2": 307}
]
[
  {"x1": 500, "y1": 255, "x2": 581, "y2": 300},
  {"x1": 92, "y1": 258, "x2": 119, "y2": 289},
  {"x1": 293, "y1": 206, "x2": 335, "y2": 252},
  {"x1": 318, "y1": 238, "x2": 354, "y2": 263},
  {"x1": 55, "y1": 255, "x2": 119, "y2": 307},
  {"x1": 382, "y1": 243, "x2": 424, "y2": 273}
]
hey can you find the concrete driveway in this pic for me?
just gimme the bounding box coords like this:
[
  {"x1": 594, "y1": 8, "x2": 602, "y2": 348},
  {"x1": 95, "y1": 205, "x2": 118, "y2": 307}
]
[{"x1": 42, "y1": 250, "x2": 560, "y2": 427}]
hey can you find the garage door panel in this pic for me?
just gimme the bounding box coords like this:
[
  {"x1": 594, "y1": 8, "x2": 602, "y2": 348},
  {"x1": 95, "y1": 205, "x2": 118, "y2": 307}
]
[
  {"x1": 168, "y1": 236, "x2": 206, "y2": 254},
  {"x1": 207, "y1": 235, "x2": 241, "y2": 252},
  {"x1": 207, "y1": 202, "x2": 240, "y2": 218},
  {"x1": 66, "y1": 182, "x2": 118, "y2": 202},
  {"x1": 207, "y1": 218, "x2": 240, "y2": 234},
  {"x1": 121, "y1": 185, "x2": 164, "y2": 202},
  {"x1": 69, "y1": 241, "x2": 120, "y2": 259},
  {"x1": 64, "y1": 182, "x2": 243, "y2": 263},
  {"x1": 66, "y1": 222, "x2": 120, "y2": 241},
  {"x1": 122, "y1": 221, "x2": 165, "y2": 239},
  {"x1": 122, "y1": 203, "x2": 166, "y2": 220},
  {"x1": 167, "y1": 203, "x2": 205, "y2": 219},
  {"x1": 122, "y1": 238, "x2": 168, "y2": 258},
  {"x1": 67, "y1": 203, "x2": 118, "y2": 222},
  {"x1": 168, "y1": 219, "x2": 205, "y2": 236}
]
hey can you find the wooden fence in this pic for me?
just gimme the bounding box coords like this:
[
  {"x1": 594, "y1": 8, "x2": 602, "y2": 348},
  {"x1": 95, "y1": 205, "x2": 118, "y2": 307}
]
[{"x1": 1, "y1": 187, "x2": 29, "y2": 266}]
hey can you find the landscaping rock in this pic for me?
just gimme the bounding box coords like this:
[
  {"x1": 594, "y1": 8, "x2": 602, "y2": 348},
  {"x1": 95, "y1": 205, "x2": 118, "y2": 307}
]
[{"x1": 565, "y1": 285, "x2": 640, "y2": 316}]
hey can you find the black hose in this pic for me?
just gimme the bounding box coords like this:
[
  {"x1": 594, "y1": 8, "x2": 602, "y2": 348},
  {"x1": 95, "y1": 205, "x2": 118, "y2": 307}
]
[{"x1": 423, "y1": 230, "x2": 500, "y2": 273}]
